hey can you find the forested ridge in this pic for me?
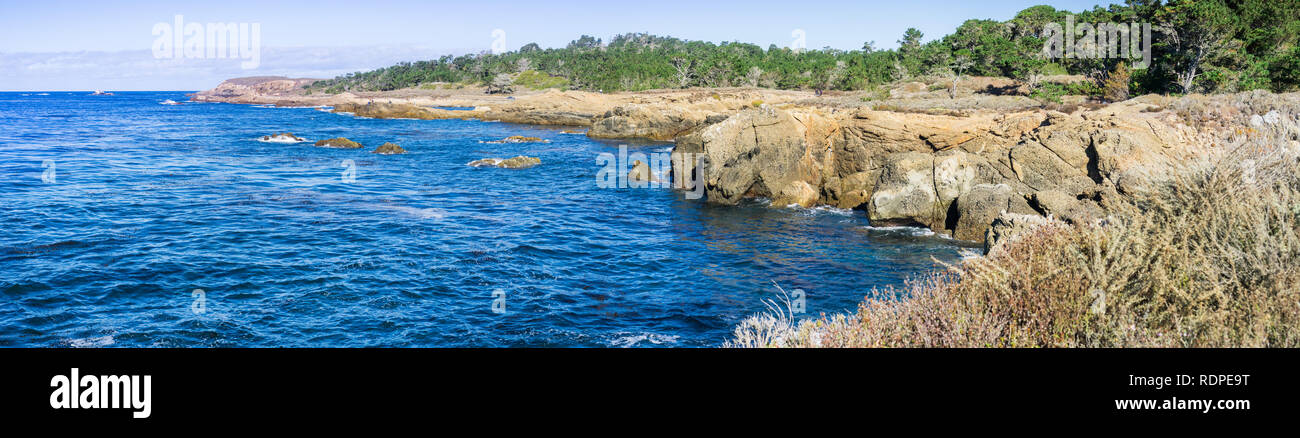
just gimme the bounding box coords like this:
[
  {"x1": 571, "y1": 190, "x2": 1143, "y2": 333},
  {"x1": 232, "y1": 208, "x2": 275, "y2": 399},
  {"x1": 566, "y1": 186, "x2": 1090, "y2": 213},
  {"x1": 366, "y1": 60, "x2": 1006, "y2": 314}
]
[{"x1": 308, "y1": 1, "x2": 1300, "y2": 97}]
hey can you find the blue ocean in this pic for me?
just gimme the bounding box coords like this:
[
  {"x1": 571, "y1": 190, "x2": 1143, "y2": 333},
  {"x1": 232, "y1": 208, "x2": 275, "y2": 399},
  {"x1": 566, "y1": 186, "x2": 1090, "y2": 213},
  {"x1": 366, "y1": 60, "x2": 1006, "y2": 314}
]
[{"x1": 0, "y1": 91, "x2": 974, "y2": 347}]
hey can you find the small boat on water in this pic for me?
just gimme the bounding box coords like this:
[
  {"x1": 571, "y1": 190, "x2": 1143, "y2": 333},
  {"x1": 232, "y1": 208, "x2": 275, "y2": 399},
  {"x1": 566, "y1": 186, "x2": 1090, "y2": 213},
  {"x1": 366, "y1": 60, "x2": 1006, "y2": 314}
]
[
  {"x1": 90, "y1": 90, "x2": 114, "y2": 96},
  {"x1": 160, "y1": 99, "x2": 182, "y2": 105}
]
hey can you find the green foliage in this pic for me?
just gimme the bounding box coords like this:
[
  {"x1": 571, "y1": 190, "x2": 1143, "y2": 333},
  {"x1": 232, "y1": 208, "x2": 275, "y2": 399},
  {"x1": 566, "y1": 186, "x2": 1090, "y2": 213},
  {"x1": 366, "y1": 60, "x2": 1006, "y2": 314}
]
[
  {"x1": 308, "y1": 2, "x2": 1300, "y2": 95},
  {"x1": 1102, "y1": 62, "x2": 1132, "y2": 102},
  {"x1": 512, "y1": 70, "x2": 570, "y2": 90},
  {"x1": 1031, "y1": 81, "x2": 1102, "y2": 103}
]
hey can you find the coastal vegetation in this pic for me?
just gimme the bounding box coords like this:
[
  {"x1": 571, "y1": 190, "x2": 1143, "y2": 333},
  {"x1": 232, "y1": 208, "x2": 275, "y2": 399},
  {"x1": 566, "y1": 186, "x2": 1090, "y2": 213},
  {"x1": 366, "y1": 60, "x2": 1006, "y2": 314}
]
[
  {"x1": 308, "y1": 1, "x2": 1300, "y2": 98},
  {"x1": 728, "y1": 100, "x2": 1300, "y2": 347}
]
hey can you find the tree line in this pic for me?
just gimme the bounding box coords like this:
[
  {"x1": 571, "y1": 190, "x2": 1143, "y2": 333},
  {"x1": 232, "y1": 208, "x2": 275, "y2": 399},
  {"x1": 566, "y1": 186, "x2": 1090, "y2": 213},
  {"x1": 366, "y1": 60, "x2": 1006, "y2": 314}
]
[{"x1": 307, "y1": 1, "x2": 1300, "y2": 97}]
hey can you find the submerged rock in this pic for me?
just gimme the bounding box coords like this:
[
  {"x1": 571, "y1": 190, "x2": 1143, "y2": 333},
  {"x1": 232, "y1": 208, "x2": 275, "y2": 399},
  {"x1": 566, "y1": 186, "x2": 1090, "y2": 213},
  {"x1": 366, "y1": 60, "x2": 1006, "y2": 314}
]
[
  {"x1": 483, "y1": 135, "x2": 549, "y2": 144},
  {"x1": 372, "y1": 142, "x2": 407, "y2": 155},
  {"x1": 258, "y1": 132, "x2": 307, "y2": 143},
  {"x1": 468, "y1": 156, "x2": 541, "y2": 169},
  {"x1": 315, "y1": 137, "x2": 363, "y2": 149}
]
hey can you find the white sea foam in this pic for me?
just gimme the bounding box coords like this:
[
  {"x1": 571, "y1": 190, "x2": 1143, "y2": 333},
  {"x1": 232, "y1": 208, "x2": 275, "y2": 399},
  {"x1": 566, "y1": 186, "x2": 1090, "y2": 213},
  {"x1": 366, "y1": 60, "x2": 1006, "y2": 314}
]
[
  {"x1": 786, "y1": 204, "x2": 855, "y2": 216},
  {"x1": 467, "y1": 158, "x2": 502, "y2": 166},
  {"x1": 255, "y1": 136, "x2": 307, "y2": 144},
  {"x1": 865, "y1": 225, "x2": 936, "y2": 237},
  {"x1": 381, "y1": 205, "x2": 446, "y2": 220},
  {"x1": 67, "y1": 335, "x2": 115, "y2": 348},
  {"x1": 610, "y1": 332, "x2": 680, "y2": 348}
]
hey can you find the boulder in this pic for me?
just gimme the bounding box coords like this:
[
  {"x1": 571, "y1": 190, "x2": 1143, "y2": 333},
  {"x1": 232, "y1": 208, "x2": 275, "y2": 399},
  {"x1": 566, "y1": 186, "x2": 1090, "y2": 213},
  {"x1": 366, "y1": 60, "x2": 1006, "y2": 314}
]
[
  {"x1": 372, "y1": 142, "x2": 407, "y2": 155},
  {"x1": 952, "y1": 184, "x2": 1036, "y2": 242},
  {"x1": 496, "y1": 156, "x2": 541, "y2": 169},
  {"x1": 773, "y1": 181, "x2": 820, "y2": 207},
  {"x1": 1006, "y1": 140, "x2": 1093, "y2": 193},
  {"x1": 628, "y1": 160, "x2": 654, "y2": 184},
  {"x1": 1029, "y1": 190, "x2": 1104, "y2": 223},
  {"x1": 984, "y1": 212, "x2": 1066, "y2": 255},
  {"x1": 315, "y1": 137, "x2": 363, "y2": 149},
  {"x1": 675, "y1": 107, "x2": 812, "y2": 205},
  {"x1": 867, "y1": 151, "x2": 940, "y2": 228}
]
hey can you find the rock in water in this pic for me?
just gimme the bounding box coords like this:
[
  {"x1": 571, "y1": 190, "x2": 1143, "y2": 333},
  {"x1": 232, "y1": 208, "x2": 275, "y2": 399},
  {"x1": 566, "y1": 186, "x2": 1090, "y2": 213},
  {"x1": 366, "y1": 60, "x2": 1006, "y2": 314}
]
[
  {"x1": 468, "y1": 156, "x2": 541, "y2": 169},
  {"x1": 372, "y1": 142, "x2": 407, "y2": 155},
  {"x1": 483, "y1": 135, "x2": 549, "y2": 144},
  {"x1": 628, "y1": 160, "x2": 655, "y2": 184},
  {"x1": 315, "y1": 137, "x2": 363, "y2": 149},
  {"x1": 467, "y1": 158, "x2": 502, "y2": 167},
  {"x1": 259, "y1": 132, "x2": 307, "y2": 143},
  {"x1": 497, "y1": 156, "x2": 541, "y2": 169},
  {"x1": 674, "y1": 107, "x2": 815, "y2": 206}
]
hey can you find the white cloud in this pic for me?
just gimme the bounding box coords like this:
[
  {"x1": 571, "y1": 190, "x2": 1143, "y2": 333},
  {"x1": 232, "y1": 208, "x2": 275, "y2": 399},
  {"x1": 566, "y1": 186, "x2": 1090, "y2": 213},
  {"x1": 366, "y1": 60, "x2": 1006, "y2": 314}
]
[{"x1": 0, "y1": 45, "x2": 466, "y2": 91}]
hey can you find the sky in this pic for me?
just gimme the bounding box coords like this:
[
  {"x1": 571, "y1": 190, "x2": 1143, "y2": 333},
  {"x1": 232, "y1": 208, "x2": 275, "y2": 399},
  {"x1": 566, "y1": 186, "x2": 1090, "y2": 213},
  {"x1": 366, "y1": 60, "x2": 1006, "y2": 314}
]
[{"x1": 0, "y1": 0, "x2": 1108, "y2": 91}]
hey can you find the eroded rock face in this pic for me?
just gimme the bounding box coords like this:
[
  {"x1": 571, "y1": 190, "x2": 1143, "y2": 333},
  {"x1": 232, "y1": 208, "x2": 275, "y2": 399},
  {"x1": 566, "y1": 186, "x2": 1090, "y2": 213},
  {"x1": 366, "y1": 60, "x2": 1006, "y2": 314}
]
[
  {"x1": 868, "y1": 151, "x2": 941, "y2": 228},
  {"x1": 953, "y1": 184, "x2": 1036, "y2": 242},
  {"x1": 674, "y1": 107, "x2": 823, "y2": 206},
  {"x1": 1029, "y1": 190, "x2": 1103, "y2": 223},
  {"x1": 984, "y1": 212, "x2": 1067, "y2": 255},
  {"x1": 670, "y1": 100, "x2": 1201, "y2": 247}
]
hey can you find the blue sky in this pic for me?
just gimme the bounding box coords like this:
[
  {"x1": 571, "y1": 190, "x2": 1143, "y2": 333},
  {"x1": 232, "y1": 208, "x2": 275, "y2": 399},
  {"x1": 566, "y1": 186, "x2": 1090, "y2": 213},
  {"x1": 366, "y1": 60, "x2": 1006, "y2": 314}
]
[{"x1": 0, "y1": 0, "x2": 1108, "y2": 90}]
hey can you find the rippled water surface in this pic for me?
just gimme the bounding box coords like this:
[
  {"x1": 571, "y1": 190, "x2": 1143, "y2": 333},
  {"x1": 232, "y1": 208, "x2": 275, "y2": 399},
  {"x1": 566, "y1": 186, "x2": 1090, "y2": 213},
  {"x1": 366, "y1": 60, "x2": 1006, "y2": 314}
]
[{"x1": 0, "y1": 91, "x2": 974, "y2": 347}]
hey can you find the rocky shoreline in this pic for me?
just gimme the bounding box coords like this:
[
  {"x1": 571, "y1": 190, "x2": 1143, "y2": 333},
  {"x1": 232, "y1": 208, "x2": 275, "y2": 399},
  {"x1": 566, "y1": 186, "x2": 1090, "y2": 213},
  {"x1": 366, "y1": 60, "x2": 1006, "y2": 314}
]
[{"x1": 195, "y1": 76, "x2": 1295, "y2": 251}]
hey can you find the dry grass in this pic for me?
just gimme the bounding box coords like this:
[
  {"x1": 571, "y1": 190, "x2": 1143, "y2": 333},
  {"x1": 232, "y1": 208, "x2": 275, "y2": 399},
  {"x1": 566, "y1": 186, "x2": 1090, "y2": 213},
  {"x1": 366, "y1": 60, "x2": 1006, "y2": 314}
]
[{"x1": 729, "y1": 106, "x2": 1300, "y2": 348}]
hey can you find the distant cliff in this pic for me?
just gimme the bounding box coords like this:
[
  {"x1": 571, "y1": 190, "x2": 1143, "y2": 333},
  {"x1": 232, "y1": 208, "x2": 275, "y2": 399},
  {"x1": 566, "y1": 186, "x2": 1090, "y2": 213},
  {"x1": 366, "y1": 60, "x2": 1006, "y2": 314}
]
[{"x1": 191, "y1": 76, "x2": 319, "y2": 104}]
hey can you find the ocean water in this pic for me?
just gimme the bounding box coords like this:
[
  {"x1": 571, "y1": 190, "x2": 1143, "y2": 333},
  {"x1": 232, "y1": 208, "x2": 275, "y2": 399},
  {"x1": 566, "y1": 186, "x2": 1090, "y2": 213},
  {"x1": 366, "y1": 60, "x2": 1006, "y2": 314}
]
[{"x1": 0, "y1": 91, "x2": 973, "y2": 347}]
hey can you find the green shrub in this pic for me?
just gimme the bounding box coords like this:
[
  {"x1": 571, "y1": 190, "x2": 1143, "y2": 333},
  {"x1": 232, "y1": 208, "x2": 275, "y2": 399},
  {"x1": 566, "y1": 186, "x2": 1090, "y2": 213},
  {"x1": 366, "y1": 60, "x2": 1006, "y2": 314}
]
[{"x1": 512, "y1": 70, "x2": 570, "y2": 90}]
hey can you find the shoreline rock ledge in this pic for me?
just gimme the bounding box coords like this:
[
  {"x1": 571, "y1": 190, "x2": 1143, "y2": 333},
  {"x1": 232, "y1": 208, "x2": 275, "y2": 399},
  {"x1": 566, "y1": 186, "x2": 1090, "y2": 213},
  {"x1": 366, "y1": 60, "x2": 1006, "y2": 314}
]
[
  {"x1": 668, "y1": 101, "x2": 1206, "y2": 246},
  {"x1": 194, "y1": 77, "x2": 1272, "y2": 248}
]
